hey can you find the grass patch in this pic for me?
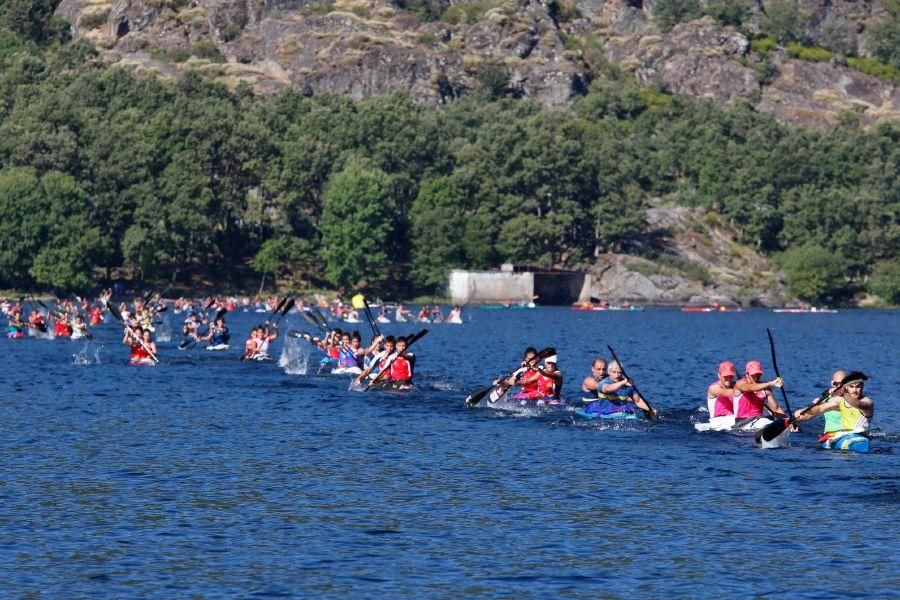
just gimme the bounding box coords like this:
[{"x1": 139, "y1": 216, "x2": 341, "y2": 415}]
[
  {"x1": 440, "y1": 1, "x2": 501, "y2": 26},
  {"x1": 847, "y1": 56, "x2": 900, "y2": 83},
  {"x1": 786, "y1": 42, "x2": 833, "y2": 62},
  {"x1": 79, "y1": 9, "x2": 110, "y2": 30}
]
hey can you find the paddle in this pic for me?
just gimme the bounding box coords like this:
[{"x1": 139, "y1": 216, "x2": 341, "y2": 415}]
[
  {"x1": 607, "y1": 345, "x2": 657, "y2": 419},
  {"x1": 272, "y1": 297, "x2": 295, "y2": 324},
  {"x1": 363, "y1": 329, "x2": 428, "y2": 391},
  {"x1": 754, "y1": 328, "x2": 795, "y2": 442},
  {"x1": 362, "y1": 298, "x2": 382, "y2": 339},
  {"x1": 287, "y1": 330, "x2": 319, "y2": 344},
  {"x1": 465, "y1": 347, "x2": 556, "y2": 407},
  {"x1": 106, "y1": 300, "x2": 159, "y2": 364},
  {"x1": 758, "y1": 388, "x2": 831, "y2": 443}
]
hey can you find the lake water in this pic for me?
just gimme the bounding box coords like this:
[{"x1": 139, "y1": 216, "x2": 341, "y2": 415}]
[{"x1": 1, "y1": 307, "x2": 897, "y2": 597}]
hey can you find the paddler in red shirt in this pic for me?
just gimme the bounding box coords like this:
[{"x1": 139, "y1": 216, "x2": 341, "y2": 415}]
[{"x1": 389, "y1": 336, "x2": 415, "y2": 387}]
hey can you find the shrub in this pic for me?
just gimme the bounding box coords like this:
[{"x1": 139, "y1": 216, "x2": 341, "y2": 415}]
[
  {"x1": 654, "y1": 0, "x2": 702, "y2": 33},
  {"x1": 786, "y1": 42, "x2": 833, "y2": 62},
  {"x1": 703, "y1": 0, "x2": 751, "y2": 28},
  {"x1": 192, "y1": 40, "x2": 224, "y2": 62},
  {"x1": 847, "y1": 56, "x2": 900, "y2": 83},
  {"x1": 750, "y1": 36, "x2": 776, "y2": 57}
]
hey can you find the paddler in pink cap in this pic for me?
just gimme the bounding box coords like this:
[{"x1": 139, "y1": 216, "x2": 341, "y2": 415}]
[
  {"x1": 706, "y1": 361, "x2": 738, "y2": 420},
  {"x1": 734, "y1": 360, "x2": 788, "y2": 420}
]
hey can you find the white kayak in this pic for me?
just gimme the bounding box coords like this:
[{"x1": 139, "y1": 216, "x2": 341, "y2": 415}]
[
  {"x1": 695, "y1": 415, "x2": 790, "y2": 449},
  {"x1": 205, "y1": 344, "x2": 231, "y2": 351},
  {"x1": 331, "y1": 366, "x2": 362, "y2": 376}
]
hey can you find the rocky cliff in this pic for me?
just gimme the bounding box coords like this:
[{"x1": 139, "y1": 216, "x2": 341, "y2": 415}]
[
  {"x1": 587, "y1": 205, "x2": 788, "y2": 307},
  {"x1": 58, "y1": 0, "x2": 898, "y2": 128}
]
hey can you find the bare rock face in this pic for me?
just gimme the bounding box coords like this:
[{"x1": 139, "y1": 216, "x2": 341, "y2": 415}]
[
  {"x1": 56, "y1": 0, "x2": 897, "y2": 129},
  {"x1": 606, "y1": 17, "x2": 759, "y2": 105},
  {"x1": 759, "y1": 58, "x2": 900, "y2": 128}
]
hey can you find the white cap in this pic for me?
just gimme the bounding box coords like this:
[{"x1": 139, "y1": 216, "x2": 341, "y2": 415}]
[{"x1": 544, "y1": 355, "x2": 558, "y2": 365}]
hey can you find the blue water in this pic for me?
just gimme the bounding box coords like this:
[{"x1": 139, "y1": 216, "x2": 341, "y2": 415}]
[{"x1": 1, "y1": 307, "x2": 898, "y2": 597}]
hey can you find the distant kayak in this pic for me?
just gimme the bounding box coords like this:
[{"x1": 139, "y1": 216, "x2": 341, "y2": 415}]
[
  {"x1": 331, "y1": 366, "x2": 362, "y2": 376},
  {"x1": 681, "y1": 306, "x2": 743, "y2": 313},
  {"x1": 205, "y1": 344, "x2": 230, "y2": 351},
  {"x1": 773, "y1": 308, "x2": 838, "y2": 313}
]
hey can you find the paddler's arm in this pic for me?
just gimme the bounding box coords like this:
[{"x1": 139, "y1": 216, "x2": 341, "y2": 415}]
[
  {"x1": 846, "y1": 394, "x2": 874, "y2": 417},
  {"x1": 764, "y1": 390, "x2": 788, "y2": 418},
  {"x1": 734, "y1": 377, "x2": 782, "y2": 393},
  {"x1": 514, "y1": 371, "x2": 539, "y2": 387},
  {"x1": 601, "y1": 378, "x2": 631, "y2": 393},
  {"x1": 582, "y1": 376, "x2": 600, "y2": 393},
  {"x1": 793, "y1": 398, "x2": 840, "y2": 422}
]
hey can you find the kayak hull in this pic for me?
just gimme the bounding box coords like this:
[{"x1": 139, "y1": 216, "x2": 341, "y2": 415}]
[
  {"x1": 820, "y1": 433, "x2": 869, "y2": 453},
  {"x1": 574, "y1": 409, "x2": 639, "y2": 421},
  {"x1": 694, "y1": 415, "x2": 791, "y2": 448},
  {"x1": 206, "y1": 344, "x2": 230, "y2": 351}
]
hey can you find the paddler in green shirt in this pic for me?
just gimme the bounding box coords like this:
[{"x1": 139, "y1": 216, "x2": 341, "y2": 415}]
[{"x1": 819, "y1": 370, "x2": 846, "y2": 435}]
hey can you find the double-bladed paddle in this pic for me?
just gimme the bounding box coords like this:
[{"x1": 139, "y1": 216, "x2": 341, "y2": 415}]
[
  {"x1": 106, "y1": 300, "x2": 159, "y2": 364},
  {"x1": 758, "y1": 388, "x2": 831, "y2": 443},
  {"x1": 363, "y1": 329, "x2": 428, "y2": 391},
  {"x1": 607, "y1": 345, "x2": 657, "y2": 419},
  {"x1": 464, "y1": 347, "x2": 556, "y2": 407},
  {"x1": 754, "y1": 327, "x2": 793, "y2": 442},
  {"x1": 362, "y1": 298, "x2": 382, "y2": 339}
]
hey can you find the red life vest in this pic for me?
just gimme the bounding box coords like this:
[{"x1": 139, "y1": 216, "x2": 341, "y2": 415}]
[
  {"x1": 131, "y1": 342, "x2": 150, "y2": 361},
  {"x1": 54, "y1": 321, "x2": 71, "y2": 337},
  {"x1": 536, "y1": 373, "x2": 556, "y2": 398},
  {"x1": 519, "y1": 368, "x2": 538, "y2": 393},
  {"x1": 391, "y1": 354, "x2": 412, "y2": 381}
]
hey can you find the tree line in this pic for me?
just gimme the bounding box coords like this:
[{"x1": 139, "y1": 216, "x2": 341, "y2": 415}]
[{"x1": 0, "y1": 2, "x2": 897, "y2": 304}]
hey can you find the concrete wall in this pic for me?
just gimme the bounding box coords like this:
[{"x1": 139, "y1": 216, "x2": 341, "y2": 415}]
[{"x1": 449, "y1": 270, "x2": 534, "y2": 305}]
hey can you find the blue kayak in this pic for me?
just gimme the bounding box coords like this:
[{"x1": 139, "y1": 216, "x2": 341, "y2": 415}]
[
  {"x1": 574, "y1": 409, "x2": 640, "y2": 421},
  {"x1": 820, "y1": 433, "x2": 869, "y2": 453}
]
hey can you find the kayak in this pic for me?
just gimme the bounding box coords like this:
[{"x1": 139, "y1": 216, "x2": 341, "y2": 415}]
[
  {"x1": 249, "y1": 353, "x2": 272, "y2": 362},
  {"x1": 129, "y1": 357, "x2": 156, "y2": 366},
  {"x1": 773, "y1": 308, "x2": 838, "y2": 314},
  {"x1": 694, "y1": 415, "x2": 790, "y2": 449},
  {"x1": 681, "y1": 307, "x2": 743, "y2": 313},
  {"x1": 205, "y1": 344, "x2": 230, "y2": 351},
  {"x1": 574, "y1": 409, "x2": 639, "y2": 421},
  {"x1": 331, "y1": 366, "x2": 362, "y2": 376},
  {"x1": 820, "y1": 433, "x2": 869, "y2": 453},
  {"x1": 349, "y1": 380, "x2": 418, "y2": 393},
  {"x1": 376, "y1": 316, "x2": 391, "y2": 324}
]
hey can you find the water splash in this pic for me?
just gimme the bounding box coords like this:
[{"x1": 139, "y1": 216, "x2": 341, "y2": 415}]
[
  {"x1": 155, "y1": 317, "x2": 172, "y2": 342},
  {"x1": 72, "y1": 344, "x2": 102, "y2": 365},
  {"x1": 280, "y1": 337, "x2": 309, "y2": 375}
]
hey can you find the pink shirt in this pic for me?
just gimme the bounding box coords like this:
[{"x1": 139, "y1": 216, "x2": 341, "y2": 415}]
[{"x1": 736, "y1": 389, "x2": 767, "y2": 418}]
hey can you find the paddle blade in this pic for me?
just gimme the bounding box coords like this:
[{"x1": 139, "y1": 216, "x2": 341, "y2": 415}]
[
  {"x1": 106, "y1": 301, "x2": 124, "y2": 323},
  {"x1": 465, "y1": 385, "x2": 492, "y2": 407},
  {"x1": 760, "y1": 418, "x2": 790, "y2": 442},
  {"x1": 178, "y1": 339, "x2": 193, "y2": 349},
  {"x1": 280, "y1": 298, "x2": 295, "y2": 316}
]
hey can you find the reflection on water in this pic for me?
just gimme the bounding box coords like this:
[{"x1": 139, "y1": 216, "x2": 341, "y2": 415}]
[{"x1": 0, "y1": 308, "x2": 897, "y2": 596}]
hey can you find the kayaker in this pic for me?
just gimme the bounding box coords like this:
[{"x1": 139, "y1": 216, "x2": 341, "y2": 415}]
[
  {"x1": 581, "y1": 358, "x2": 608, "y2": 406},
  {"x1": 7, "y1": 306, "x2": 25, "y2": 339},
  {"x1": 53, "y1": 312, "x2": 72, "y2": 337},
  {"x1": 498, "y1": 347, "x2": 539, "y2": 397},
  {"x1": 71, "y1": 315, "x2": 90, "y2": 339},
  {"x1": 512, "y1": 353, "x2": 562, "y2": 401},
  {"x1": 734, "y1": 360, "x2": 787, "y2": 421},
  {"x1": 813, "y1": 370, "x2": 847, "y2": 437},
  {"x1": 28, "y1": 308, "x2": 47, "y2": 333},
  {"x1": 395, "y1": 304, "x2": 414, "y2": 322},
  {"x1": 124, "y1": 326, "x2": 156, "y2": 364},
  {"x1": 244, "y1": 326, "x2": 263, "y2": 359},
  {"x1": 597, "y1": 360, "x2": 658, "y2": 418},
  {"x1": 793, "y1": 371, "x2": 873, "y2": 447},
  {"x1": 336, "y1": 332, "x2": 363, "y2": 369},
  {"x1": 705, "y1": 361, "x2": 738, "y2": 420},
  {"x1": 200, "y1": 315, "x2": 230, "y2": 346},
  {"x1": 388, "y1": 336, "x2": 415, "y2": 387},
  {"x1": 446, "y1": 305, "x2": 463, "y2": 324},
  {"x1": 354, "y1": 335, "x2": 395, "y2": 384}
]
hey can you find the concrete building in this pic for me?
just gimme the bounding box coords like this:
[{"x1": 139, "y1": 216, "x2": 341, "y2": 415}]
[{"x1": 449, "y1": 265, "x2": 590, "y2": 306}]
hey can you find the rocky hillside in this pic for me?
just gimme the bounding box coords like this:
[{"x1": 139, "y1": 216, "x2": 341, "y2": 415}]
[
  {"x1": 587, "y1": 205, "x2": 788, "y2": 306},
  {"x1": 57, "y1": 0, "x2": 898, "y2": 129}
]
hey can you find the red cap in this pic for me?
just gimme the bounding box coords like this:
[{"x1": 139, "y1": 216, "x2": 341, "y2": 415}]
[
  {"x1": 718, "y1": 361, "x2": 736, "y2": 377},
  {"x1": 745, "y1": 360, "x2": 764, "y2": 376}
]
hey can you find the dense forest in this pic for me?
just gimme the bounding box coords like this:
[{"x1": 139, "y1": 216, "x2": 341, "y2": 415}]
[{"x1": 0, "y1": 1, "x2": 897, "y2": 304}]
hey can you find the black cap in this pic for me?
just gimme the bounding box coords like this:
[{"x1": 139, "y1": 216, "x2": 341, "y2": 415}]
[{"x1": 839, "y1": 371, "x2": 868, "y2": 387}]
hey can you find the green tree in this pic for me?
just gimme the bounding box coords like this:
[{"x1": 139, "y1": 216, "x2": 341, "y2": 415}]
[
  {"x1": 653, "y1": 0, "x2": 702, "y2": 33},
  {"x1": 866, "y1": 1, "x2": 900, "y2": 68},
  {"x1": 779, "y1": 244, "x2": 847, "y2": 304},
  {"x1": 320, "y1": 162, "x2": 394, "y2": 288},
  {"x1": 761, "y1": 1, "x2": 809, "y2": 44},
  {"x1": 410, "y1": 177, "x2": 466, "y2": 290},
  {"x1": 252, "y1": 236, "x2": 316, "y2": 289},
  {"x1": 0, "y1": 167, "x2": 47, "y2": 287},
  {"x1": 869, "y1": 260, "x2": 900, "y2": 305}
]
